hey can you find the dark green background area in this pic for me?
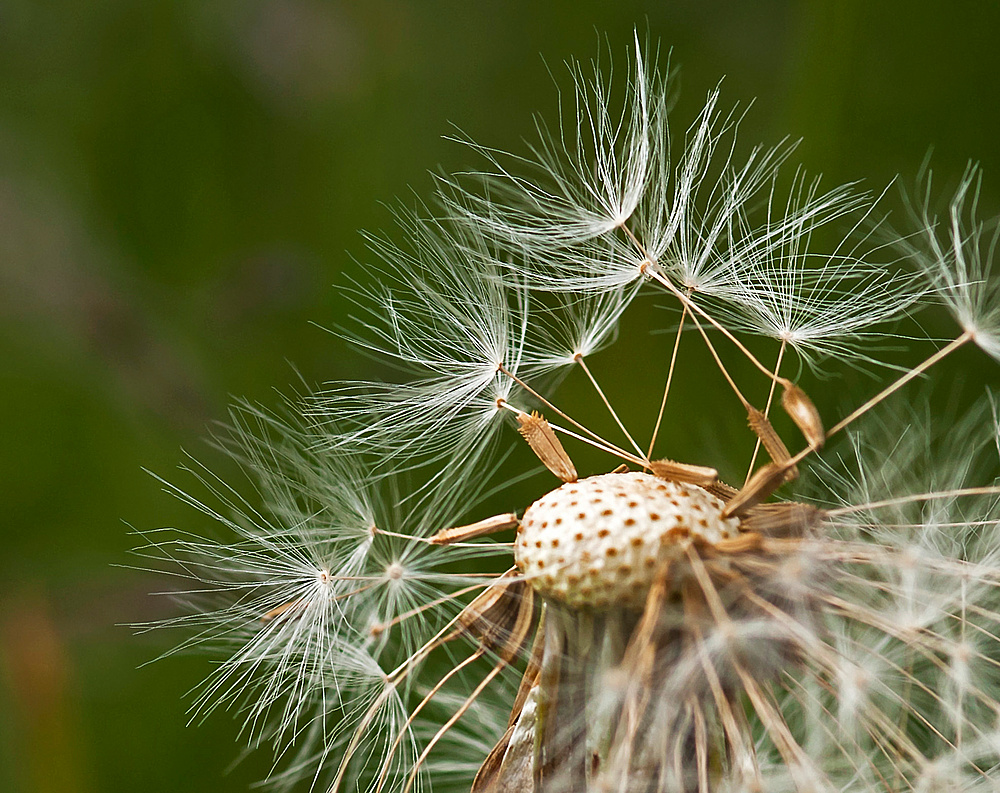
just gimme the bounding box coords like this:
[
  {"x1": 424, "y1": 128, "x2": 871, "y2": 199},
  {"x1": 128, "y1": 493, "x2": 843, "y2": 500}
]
[{"x1": 1, "y1": 2, "x2": 998, "y2": 792}]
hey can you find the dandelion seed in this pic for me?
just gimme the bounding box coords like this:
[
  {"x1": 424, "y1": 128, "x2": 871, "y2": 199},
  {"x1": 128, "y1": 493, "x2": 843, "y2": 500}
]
[
  {"x1": 720, "y1": 173, "x2": 925, "y2": 373},
  {"x1": 444, "y1": 33, "x2": 658, "y2": 253},
  {"x1": 909, "y1": 164, "x2": 1000, "y2": 361}
]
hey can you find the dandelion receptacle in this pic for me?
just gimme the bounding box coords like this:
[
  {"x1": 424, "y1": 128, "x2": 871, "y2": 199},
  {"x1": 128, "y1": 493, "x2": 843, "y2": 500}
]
[{"x1": 136, "y1": 33, "x2": 1000, "y2": 793}]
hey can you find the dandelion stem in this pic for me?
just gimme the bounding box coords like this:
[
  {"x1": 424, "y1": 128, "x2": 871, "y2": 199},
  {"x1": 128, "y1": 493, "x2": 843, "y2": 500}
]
[
  {"x1": 402, "y1": 658, "x2": 508, "y2": 793},
  {"x1": 375, "y1": 646, "x2": 486, "y2": 793},
  {"x1": 687, "y1": 307, "x2": 752, "y2": 409},
  {"x1": 574, "y1": 353, "x2": 649, "y2": 462},
  {"x1": 621, "y1": 220, "x2": 790, "y2": 387},
  {"x1": 496, "y1": 398, "x2": 645, "y2": 466},
  {"x1": 827, "y1": 331, "x2": 973, "y2": 437},
  {"x1": 370, "y1": 581, "x2": 493, "y2": 639},
  {"x1": 826, "y1": 485, "x2": 1000, "y2": 516},
  {"x1": 647, "y1": 302, "x2": 688, "y2": 459},
  {"x1": 497, "y1": 365, "x2": 636, "y2": 461}
]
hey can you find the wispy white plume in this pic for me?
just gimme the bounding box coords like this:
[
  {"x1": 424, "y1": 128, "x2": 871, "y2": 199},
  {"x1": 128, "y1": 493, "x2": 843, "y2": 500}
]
[{"x1": 908, "y1": 164, "x2": 1000, "y2": 361}]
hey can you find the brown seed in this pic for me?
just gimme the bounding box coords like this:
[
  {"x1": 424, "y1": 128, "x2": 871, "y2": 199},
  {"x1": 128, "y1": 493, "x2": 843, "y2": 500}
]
[
  {"x1": 782, "y1": 383, "x2": 825, "y2": 450},
  {"x1": 516, "y1": 411, "x2": 579, "y2": 482},
  {"x1": 649, "y1": 459, "x2": 719, "y2": 487}
]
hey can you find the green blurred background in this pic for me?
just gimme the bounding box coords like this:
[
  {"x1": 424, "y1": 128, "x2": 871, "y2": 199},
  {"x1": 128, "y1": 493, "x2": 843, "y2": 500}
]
[{"x1": 1, "y1": 2, "x2": 998, "y2": 791}]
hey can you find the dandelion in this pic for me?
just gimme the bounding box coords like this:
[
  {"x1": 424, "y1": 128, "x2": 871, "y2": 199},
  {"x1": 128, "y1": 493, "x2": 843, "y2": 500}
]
[{"x1": 141, "y1": 35, "x2": 1000, "y2": 793}]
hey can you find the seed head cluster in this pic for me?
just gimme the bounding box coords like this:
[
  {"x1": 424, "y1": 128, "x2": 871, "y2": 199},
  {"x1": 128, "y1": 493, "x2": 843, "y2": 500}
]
[
  {"x1": 516, "y1": 473, "x2": 738, "y2": 608},
  {"x1": 137, "y1": 33, "x2": 1000, "y2": 793}
]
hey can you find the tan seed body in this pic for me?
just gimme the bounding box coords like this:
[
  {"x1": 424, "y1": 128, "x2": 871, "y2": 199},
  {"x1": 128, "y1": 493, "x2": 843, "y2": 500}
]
[{"x1": 514, "y1": 472, "x2": 740, "y2": 608}]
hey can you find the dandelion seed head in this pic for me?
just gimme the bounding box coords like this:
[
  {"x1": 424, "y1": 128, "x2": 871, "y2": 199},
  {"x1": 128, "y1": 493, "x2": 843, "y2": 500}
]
[
  {"x1": 142, "y1": 32, "x2": 1000, "y2": 793},
  {"x1": 515, "y1": 471, "x2": 738, "y2": 608}
]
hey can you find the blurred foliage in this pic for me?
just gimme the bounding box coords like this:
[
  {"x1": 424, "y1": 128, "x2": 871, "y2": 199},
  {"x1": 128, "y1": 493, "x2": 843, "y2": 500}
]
[{"x1": 0, "y1": 1, "x2": 998, "y2": 791}]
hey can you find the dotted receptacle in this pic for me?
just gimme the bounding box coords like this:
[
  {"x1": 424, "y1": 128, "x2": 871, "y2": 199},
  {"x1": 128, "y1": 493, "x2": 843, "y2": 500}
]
[{"x1": 514, "y1": 471, "x2": 739, "y2": 608}]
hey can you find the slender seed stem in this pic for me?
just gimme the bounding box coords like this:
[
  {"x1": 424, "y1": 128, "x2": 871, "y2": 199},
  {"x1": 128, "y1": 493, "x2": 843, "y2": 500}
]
[
  {"x1": 827, "y1": 332, "x2": 973, "y2": 437},
  {"x1": 496, "y1": 399, "x2": 644, "y2": 465},
  {"x1": 647, "y1": 303, "x2": 688, "y2": 459},
  {"x1": 402, "y1": 660, "x2": 508, "y2": 793},
  {"x1": 826, "y1": 485, "x2": 1000, "y2": 516},
  {"x1": 375, "y1": 647, "x2": 486, "y2": 793},
  {"x1": 498, "y1": 364, "x2": 632, "y2": 460},
  {"x1": 645, "y1": 266, "x2": 789, "y2": 387},
  {"x1": 376, "y1": 527, "x2": 513, "y2": 548},
  {"x1": 574, "y1": 353, "x2": 648, "y2": 463},
  {"x1": 621, "y1": 222, "x2": 789, "y2": 387},
  {"x1": 369, "y1": 581, "x2": 492, "y2": 638},
  {"x1": 687, "y1": 308, "x2": 751, "y2": 409},
  {"x1": 773, "y1": 332, "x2": 975, "y2": 475}
]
